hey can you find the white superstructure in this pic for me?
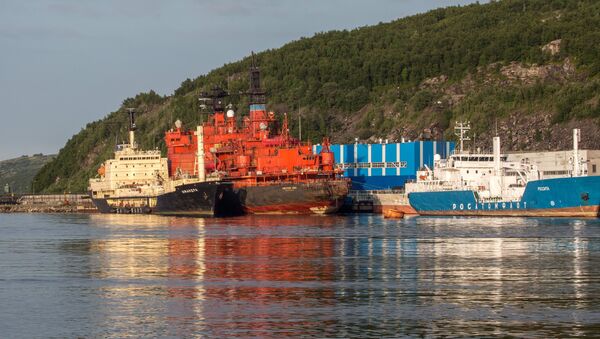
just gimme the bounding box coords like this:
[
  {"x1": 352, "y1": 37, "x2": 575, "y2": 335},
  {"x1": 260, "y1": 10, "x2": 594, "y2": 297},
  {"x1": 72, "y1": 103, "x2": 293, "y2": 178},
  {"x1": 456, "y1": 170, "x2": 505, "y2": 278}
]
[
  {"x1": 507, "y1": 136, "x2": 600, "y2": 179},
  {"x1": 406, "y1": 137, "x2": 539, "y2": 201},
  {"x1": 89, "y1": 145, "x2": 169, "y2": 200},
  {"x1": 88, "y1": 112, "x2": 169, "y2": 200}
]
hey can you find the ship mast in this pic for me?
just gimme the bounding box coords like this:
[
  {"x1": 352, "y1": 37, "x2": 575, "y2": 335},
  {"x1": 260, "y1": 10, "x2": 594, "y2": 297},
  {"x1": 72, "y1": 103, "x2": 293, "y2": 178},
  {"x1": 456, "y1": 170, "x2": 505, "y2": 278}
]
[
  {"x1": 248, "y1": 52, "x2": 266, "y2": 105},
  {"x1": 454, "y1": 121, "x2": 471, "y2": 154}
]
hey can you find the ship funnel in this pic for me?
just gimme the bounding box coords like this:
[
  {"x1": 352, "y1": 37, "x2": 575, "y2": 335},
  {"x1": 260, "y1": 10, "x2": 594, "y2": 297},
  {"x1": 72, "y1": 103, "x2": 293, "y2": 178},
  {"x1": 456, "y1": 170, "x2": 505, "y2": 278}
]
[
  {"x1": 573, "y1": 128, "x2": 581, "y2": 177},
  {"x1": 493, "y1": 136, "x2": 501, "y2": 175},
  {"x1": 127, "y1": 108, "x2": 136, "y2": 148}
]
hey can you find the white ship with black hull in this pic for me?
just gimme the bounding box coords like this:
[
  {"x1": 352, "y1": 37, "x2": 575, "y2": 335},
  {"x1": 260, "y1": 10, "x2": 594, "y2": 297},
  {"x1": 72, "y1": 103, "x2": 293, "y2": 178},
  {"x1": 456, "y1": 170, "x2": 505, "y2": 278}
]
[{"x1": 88, "y1": 109, "x2": 240, "y2": 216}]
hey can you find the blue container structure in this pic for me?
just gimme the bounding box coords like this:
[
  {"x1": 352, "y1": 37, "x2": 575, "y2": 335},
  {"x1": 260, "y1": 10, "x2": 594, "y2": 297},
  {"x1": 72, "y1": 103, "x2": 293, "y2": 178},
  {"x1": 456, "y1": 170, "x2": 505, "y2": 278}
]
[{"x1": 315, "y1": 141, "x2": 454, "y2": 190}]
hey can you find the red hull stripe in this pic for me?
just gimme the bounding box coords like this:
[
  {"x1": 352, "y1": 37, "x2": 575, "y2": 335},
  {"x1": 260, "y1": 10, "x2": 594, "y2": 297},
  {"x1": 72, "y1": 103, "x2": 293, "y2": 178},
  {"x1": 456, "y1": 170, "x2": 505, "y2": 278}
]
[
  {"x1": 418, "y1": 206, "x2": 600, "y2": 218},
  {"x1": 245, "y1": 201, "x2": 341, "y2": 214}
]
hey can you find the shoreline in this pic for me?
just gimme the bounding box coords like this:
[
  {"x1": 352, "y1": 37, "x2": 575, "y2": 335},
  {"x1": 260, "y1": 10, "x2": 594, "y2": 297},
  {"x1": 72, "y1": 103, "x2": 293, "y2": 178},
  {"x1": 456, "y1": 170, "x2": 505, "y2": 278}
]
[{"x1": 0, "y1": 205, "x2": 98, "y2": 214}]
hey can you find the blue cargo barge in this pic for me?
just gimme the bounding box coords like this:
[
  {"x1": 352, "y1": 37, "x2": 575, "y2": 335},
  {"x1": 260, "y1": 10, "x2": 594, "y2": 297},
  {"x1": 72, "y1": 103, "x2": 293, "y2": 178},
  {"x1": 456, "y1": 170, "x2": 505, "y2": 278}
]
[
  {"x1": 406, "y1": 129, "x2": 600, "y2": 218},
  {"x1": 409, "y1": 176, "x2": 600, "y2": 217}
]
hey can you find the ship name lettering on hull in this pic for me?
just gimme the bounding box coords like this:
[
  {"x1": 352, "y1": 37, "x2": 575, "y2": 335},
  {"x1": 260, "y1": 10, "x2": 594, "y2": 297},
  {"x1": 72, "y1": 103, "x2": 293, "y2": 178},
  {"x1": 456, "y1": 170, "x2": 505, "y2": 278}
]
[{"x1": 452, "y1": 201, "x2": 527, "y2": 210}]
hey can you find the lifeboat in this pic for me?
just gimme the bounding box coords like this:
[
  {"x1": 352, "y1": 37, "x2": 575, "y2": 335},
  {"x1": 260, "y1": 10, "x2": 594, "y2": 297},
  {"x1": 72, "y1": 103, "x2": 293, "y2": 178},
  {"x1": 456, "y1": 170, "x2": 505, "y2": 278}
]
[{"x1": 384, "y1": 209, "x2": 405, "y2": 219}]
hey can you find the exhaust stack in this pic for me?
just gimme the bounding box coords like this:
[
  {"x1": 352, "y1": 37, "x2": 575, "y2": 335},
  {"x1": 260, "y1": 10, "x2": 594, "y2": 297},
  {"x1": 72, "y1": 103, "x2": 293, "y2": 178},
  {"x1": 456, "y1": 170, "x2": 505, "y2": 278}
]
[
  {"x1": 573, "y1": 128, "x2": 581, "y2": 177},
  {"x1": 127, "y1": 108, "x2": 136, "y2": 148},
  {"x1": 196, "y1": 125, "x2": 206, "y2": 181},
  {"x1": 493, "y1": 136, "x2": 501, "y2": 176}
]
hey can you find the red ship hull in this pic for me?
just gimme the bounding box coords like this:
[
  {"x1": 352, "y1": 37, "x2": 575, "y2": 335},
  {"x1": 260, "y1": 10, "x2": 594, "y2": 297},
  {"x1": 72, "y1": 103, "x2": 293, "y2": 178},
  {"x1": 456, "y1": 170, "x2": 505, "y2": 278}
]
[{"x1": 238, "y1": 179, "x2": 349, "y2": 215}]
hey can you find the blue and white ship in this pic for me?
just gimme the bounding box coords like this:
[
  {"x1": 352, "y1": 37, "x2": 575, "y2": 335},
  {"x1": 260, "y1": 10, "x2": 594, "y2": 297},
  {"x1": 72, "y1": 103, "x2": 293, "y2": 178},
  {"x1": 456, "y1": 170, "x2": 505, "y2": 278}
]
[{"x1": 407, "y1": 128, "x2": 600, "y2": 217}]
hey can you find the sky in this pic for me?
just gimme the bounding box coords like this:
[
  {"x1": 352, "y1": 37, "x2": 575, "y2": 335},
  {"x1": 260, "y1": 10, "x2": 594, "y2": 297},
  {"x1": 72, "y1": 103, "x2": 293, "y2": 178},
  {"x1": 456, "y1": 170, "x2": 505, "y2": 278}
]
[{"x1": 0, "y1": 0, "x2": 483, "y2": 160}]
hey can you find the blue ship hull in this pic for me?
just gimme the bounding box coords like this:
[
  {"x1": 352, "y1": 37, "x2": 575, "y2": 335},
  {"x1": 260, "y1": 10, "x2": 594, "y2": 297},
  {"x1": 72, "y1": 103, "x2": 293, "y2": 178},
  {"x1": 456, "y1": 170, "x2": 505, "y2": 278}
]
[{"x1": 408, "y1": 176, "x2": 600, "y2": 217}]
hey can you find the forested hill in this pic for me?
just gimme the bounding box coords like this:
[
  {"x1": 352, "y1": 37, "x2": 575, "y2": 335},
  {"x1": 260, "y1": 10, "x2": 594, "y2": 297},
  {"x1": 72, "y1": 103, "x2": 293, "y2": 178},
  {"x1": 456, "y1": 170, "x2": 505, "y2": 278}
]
[
  {"x1": 35, "y1": 0, "x2": 600, "y2": 193},
  {"x1": 0, "y1": 154, "x2": 55, "y2": 193}
]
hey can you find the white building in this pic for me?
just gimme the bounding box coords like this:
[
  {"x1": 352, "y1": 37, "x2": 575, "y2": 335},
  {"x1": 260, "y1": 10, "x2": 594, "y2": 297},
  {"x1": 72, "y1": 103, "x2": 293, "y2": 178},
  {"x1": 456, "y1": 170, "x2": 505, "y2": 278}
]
[{"x1": 507, "y1": 150, "x2": 600, "y2": 178}]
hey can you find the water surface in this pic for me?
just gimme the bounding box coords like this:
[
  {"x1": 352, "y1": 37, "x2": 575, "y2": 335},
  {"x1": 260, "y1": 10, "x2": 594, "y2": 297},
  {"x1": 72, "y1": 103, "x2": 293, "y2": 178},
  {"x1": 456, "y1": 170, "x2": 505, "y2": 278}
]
[{"x1": 1, "y1": 213, "x2": 599, "y2": 337}]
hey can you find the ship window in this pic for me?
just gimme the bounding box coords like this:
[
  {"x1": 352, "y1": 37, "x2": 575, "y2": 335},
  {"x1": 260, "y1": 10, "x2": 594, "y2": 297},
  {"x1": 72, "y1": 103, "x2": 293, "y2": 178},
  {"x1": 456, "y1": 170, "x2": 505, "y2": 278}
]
[
  {"x1": 475, "y1": 170, "x2": 478, "y2": 174},
  {"x1": 466, "y1": 170, "x2": 469, "y2": 174},
  {"x1": 489, "y1": 170, "x2": 492, "y2": 174},
  {"x1": 594, "y1": 164, "x2": 597, "y2": 173}
]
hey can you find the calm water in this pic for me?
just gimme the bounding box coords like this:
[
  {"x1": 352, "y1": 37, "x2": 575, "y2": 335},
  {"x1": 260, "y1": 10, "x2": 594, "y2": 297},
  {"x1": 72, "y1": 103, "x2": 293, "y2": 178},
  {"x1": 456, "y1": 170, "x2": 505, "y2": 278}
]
[{"x1": 1, "y1": 214, "x2": 600, "y2": 338}]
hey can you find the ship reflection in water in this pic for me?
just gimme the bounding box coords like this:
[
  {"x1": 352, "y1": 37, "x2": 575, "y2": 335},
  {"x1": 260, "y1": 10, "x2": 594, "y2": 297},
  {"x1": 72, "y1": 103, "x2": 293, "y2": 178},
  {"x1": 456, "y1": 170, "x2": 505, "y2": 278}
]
[{"x1": 1, "y1": 214, "x2": 600, "y2": 337}]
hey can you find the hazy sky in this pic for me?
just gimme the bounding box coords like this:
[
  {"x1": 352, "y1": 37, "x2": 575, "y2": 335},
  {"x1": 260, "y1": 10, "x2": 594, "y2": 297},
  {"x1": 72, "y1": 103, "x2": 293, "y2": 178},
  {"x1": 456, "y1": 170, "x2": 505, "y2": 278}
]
[{"x1": 0, "y1": 0, "x2": 482, "y2": 160}]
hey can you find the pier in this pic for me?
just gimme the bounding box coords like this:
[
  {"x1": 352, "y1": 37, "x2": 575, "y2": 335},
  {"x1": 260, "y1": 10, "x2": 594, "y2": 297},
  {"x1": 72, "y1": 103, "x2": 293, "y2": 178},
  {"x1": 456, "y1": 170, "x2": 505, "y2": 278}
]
[{"x1": 0, "y1": 194, "x2": 97, "y2": 213}]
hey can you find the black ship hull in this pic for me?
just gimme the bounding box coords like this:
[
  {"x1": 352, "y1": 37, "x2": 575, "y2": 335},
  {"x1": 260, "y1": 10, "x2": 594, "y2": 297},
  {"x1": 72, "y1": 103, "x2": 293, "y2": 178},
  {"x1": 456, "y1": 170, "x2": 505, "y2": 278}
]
[
  {"x1": 91, "y1": 181, "x2": 242, "y2": 217},
  {"x1": 91, "y1": 196, "x2": 153, "y2": 214},
  {"x1": 155, "y1": 181, "x2": 242, "y2": 217},
  {"x1": 238, "y1": 179, "x2": 349, "y2": 214}
]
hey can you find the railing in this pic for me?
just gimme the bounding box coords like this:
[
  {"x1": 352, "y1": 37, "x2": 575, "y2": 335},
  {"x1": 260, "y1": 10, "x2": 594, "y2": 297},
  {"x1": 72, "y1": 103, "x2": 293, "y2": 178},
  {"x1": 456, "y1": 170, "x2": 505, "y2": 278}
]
[
  {"x1": 245, "y1": 177, "x2": 349, "y2": 188},
  {"x1": 337, "y1": 161, "x2": 407, "y2": 170}
]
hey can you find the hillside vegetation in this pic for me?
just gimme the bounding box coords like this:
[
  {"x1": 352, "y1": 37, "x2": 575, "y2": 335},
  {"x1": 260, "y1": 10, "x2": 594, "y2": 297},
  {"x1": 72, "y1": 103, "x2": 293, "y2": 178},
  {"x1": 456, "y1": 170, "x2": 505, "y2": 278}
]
[
  {"x1": 0, "y1": 154, "x2": 56, "y2": 193},
  {"x1": 35, "y1": 0, "x2": 600, "y2": 192}
]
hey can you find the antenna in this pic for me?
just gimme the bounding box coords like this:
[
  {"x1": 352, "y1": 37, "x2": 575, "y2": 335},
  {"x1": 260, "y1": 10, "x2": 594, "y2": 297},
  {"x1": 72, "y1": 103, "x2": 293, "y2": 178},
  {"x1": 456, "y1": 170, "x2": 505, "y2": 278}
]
[
  {"x1": 299, "y1": 113, "x2": 302, "y2": 141},
  {"x1": 454, "y1": 121, "x2": 471, "y2": 154}
]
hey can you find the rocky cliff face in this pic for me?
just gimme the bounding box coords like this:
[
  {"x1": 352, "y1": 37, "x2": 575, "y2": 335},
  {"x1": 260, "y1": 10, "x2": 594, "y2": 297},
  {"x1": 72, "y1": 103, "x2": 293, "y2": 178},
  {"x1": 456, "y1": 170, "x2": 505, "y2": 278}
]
[{"x1": 331, "y1": 57, "x2": 599, "y2": 153}]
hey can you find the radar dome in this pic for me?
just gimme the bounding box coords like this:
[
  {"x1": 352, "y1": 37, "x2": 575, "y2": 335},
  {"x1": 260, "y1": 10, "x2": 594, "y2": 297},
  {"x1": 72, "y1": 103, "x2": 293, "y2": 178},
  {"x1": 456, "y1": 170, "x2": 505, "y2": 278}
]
[
  {"x1": 226, "y1": 109, "x2": 235, "y2": 118},
  {"x1": 175, "y1": 119, "x2": 182, "y2": 129},
  {"x1": 434, "y1": 154, "x2": 441, "y2": 161},
  {"x1": 259, "y1": 122, "x2": 268, "y2": 131}
]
